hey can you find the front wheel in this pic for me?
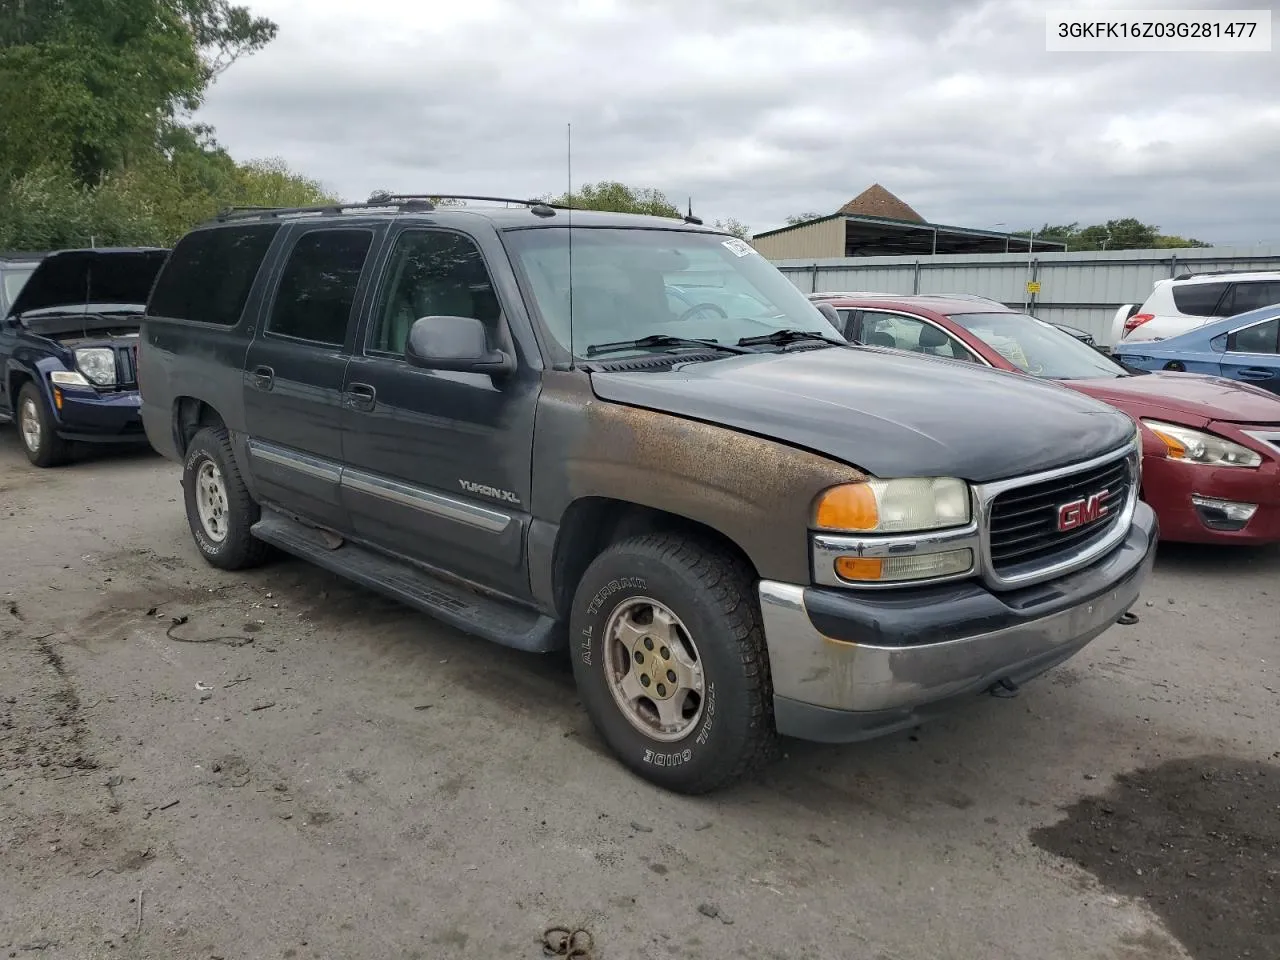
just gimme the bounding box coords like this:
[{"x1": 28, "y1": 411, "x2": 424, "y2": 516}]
[
  {"x1": 569, "y1": 533, "x2": 777, "y2": 794},
  {"x1": 16, "y1": 382, "x2": 71, "y2": 468}
]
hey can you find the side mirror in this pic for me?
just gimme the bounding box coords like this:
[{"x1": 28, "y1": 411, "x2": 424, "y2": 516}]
[{"x1": 405, "y1": 315, "x2": 514, "y2": 375}]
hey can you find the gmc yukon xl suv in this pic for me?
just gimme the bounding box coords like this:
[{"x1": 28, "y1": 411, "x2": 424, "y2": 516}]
[{"x1": 138, "y1": 195, "x2": 1157, "y2": 793}]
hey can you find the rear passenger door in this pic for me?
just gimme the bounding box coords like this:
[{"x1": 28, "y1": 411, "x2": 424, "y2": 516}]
[
  {"x1": 338, "y1": 226, "x2": 539, "y2": 599},
  {"x1": 242, "y1": 224, "x2": 383, "y2": 531}
]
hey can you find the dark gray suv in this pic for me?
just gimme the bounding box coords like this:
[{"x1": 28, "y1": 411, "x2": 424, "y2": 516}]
[{"x1": 138, "y1": 195, "x2": 1157, "y2": 793}]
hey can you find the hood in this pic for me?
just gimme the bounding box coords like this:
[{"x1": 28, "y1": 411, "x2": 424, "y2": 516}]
[
  {"x1": 1067, "y1": 371, "x2": 1280, "y2": 426},
  {"x1": 6, "y1": 248, "x2": 169, "y2": 319},
  {"x1": 588, "y1": 346, "x2": 1136, "y2": 483}
]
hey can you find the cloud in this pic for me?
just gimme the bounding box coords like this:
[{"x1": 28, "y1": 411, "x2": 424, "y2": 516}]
[{"x1": 196, "y1": 0, "x2": 1280, "y2": 242}]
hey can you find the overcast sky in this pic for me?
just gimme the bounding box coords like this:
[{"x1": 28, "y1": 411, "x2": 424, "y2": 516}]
[{"x1": 196, "y1": 0, "x2": 1280, "y2": 243}]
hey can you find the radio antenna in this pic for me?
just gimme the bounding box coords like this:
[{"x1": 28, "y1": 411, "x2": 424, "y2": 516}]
[{"x1": 566, "y1": 122, "x2": 575, "y2": 370}]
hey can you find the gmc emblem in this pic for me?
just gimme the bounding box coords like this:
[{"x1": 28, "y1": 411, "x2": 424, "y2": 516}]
[{"x1": 1057, "y1": 490, "x2": 1110, "y2": 532}]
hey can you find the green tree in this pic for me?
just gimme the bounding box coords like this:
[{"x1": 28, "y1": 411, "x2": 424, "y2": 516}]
[
  {"x1": 0, "y1": 0, "x2": 330, "y2": 250},
  {"x1": 714, "y1": 217, "x2": 750, "y2": 239},
  {"x1": 0, "y1": 0, "x2": 277, "y2": 186},
  {"x1": 1014, "y1": 218, "x2": 1209, "y2": 251},
  {"x1": 785, "y1": 212, "x2": 825, "y2": 225},
  {"x1": 543, "y1": 181, "x2": 683, "y2": 218}
]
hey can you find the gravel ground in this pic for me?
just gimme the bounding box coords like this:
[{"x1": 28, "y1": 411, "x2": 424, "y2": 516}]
[{"x1": 1, "y1": 431, "x2": 1277, "y2": 960}]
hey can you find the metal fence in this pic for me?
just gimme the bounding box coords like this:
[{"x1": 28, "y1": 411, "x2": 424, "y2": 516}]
[{"x1": 771, "y1": 245, "x2": 1280, "y2": 345}]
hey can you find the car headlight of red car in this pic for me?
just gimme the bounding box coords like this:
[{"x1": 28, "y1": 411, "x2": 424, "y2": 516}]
[{"x1": 1142, "y1": 419, "x2": 1262, "y2": 468}]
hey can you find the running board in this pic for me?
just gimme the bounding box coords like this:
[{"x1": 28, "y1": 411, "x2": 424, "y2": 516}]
[{"x1": 251, "y1": 510, "x2": 562, "y2": 653}]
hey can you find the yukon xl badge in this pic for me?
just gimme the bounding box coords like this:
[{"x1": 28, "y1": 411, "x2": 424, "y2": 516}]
[{"x1": 459, "y1": 479, "x2": 521, "y2": 505}]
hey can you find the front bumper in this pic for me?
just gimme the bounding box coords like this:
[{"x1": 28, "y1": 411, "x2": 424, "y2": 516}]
[
  {"x1": 52, "y1": 386, "x2": 147, "y2": 444},
  {"x1": 48, "y1": 384, "x2": 145, "y2": 442},
  {"x1": 1141, "y1": 445, "x2": 1280, "y2": 545},
  {"x1": 759, "y1": 502, "x2": 1158, "y2": 743}
]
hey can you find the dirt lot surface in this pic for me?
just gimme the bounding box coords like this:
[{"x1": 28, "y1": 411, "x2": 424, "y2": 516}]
[{"x1": 1, "y1": 433, "x2": 1277, "y2": 960}]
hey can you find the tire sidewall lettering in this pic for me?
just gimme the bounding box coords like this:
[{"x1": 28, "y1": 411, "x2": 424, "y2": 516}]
[
  {"x1": 578, "y1": 576, "x2": 648, "y2": 669},
  {"x1": 694, "y1": 681, "x2": 716, "y2": 747},
  {"x1": 574, "y1": 568, "x2": 725, "y2": 770},
  {"x1": 585, "y1": 576, "x2": 647, "y2": 618},
  {"x1": 642, "y1": 747, "x2": 693, "y2": 767}
]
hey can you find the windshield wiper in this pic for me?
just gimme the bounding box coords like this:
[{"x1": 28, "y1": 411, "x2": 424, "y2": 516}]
[
  {"x1": 585, "y1": 334, "x2": 751, "y2": 357},
  {"x1": 737, "y1": 328, "x2": 847, "y2": 348}
]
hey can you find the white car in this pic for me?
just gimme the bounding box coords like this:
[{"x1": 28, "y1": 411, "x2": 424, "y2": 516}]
[{"x1": 1113, "y1": 270, "x2": 1280, "y2": 344}]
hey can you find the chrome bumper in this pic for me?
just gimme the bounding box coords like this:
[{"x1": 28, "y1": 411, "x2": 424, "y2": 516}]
[{"x1": 759, "y1": 502, "x2": 1158, "y2": 742}]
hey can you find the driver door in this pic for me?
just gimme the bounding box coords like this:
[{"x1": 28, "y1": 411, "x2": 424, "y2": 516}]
[{"x1": 338, "y1": 226, "x2": 540, "y2": 598}]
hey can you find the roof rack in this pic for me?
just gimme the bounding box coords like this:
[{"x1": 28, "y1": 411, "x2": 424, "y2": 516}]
[
  {"x1": 212, "y1": 193, "x2": 566, "y2": 223},
  {"x1": 210, "y1": 193, "x2": 706, "y2": 225},
  {"x1": 1171, "y1": 268, "x2": 1280, "y2": 281}
]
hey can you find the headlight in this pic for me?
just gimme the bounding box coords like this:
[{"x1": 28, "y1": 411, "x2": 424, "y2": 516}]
[
  {"x1": 813, "y1": 477, "x2": 971, "y2": 533},
  {"x1": 1142, "y1": 420, "x2": 1261, "y2": 469},
  {"x1": 49, "y1": 369, "x2": 90, "y2": 386},
  {"x1": 75, "y1": 347, "x2": 116, "y2": 386}
]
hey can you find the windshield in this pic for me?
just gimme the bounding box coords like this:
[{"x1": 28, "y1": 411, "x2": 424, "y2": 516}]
[
  {"x1": 948, "y1": 312, "x2": 1128, "y2": 379},
  {"x1": 501, "y1": 227, "x2": 844, "y2": 359},
  {"x1": 3, "y1": 266, "x2": 36, "y2": 308}
]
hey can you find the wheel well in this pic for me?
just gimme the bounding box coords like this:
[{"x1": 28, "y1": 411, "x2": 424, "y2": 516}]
[
  {"x1": 551, "y1": 497, "x2": 759, "y2": 617},
  {"x1": 174, "y1": 397, "x2": 226, "y2": 455},
  {"x1": 1162, "y1": 360, "x2": 1186, "y2": 372},
  {"x1": 8, "y1": 370, "x2": 32, "y2": 410}
]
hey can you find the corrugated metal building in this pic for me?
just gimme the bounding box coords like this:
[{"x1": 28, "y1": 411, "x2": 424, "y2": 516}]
[{"x1": 771, "y1": 245, "x2": 1280, "y2": 345}]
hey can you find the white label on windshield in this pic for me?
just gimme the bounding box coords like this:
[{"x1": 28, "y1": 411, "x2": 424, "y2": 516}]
[{"x1": 721, "y1": 238, "x2": 754, "y2": 258}]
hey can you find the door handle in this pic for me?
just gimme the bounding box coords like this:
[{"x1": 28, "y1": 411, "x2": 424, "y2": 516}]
[
  {"x1": 1238, "y1": 367, "x2": 1274, "y2": 380},
  {"x1": 345, "y1": 382, "x2": 376, "y2": 411},
  {"x1": 249, "y1": 365, "x2": 274, "y2": 390}
]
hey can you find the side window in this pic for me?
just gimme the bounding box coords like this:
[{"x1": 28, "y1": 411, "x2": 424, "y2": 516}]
[
  {"x1": 148, "y1": 223, "x2": 279, "y2": 325},
  {"x1": 367, "y1": 230, "x2": 501, "y2": 356},
  {"x1": 266, "y1": 229, "x2": 373, "y2": 346},
  {"x1": 1220, "y1": 281, "x2": 1280, "y2": 316},
  {"x1": 1171, "y1": 282, "x2": 1229, "y2": 317},
  {"x1": 1227, "y1": 317, "x2": 1280, "y2": 354},
  {"x1": 860, "y1": 312, "x2": 975, "y2": 361}
]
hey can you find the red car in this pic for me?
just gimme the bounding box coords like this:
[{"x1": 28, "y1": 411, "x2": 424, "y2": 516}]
[{"x1": 815, "y1": 294, "x2": 1280, "y2": 545}]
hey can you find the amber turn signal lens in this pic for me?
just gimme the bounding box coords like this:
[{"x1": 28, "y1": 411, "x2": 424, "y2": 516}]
[
  {"x1": 814, "y1": 484, "x2": 879, "y2": 531},
  {"x1": 834, "y1": 557, "x2": 883, "y2": 581},
  {"x1": 53, "y1": 387, "x2": 63, "y2": 410}
]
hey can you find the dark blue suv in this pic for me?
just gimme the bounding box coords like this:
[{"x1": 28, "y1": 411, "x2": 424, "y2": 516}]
[{"x1": 1, "y1": 247, "x2": 169, "y2": 466}]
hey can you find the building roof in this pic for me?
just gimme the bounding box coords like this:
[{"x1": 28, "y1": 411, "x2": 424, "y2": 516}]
[
  {"x1": 753, "y1": 213, "x2": 1068, "y2": 256},
  {"x1": 752, "y1": 183, "x2": 1067, "y2": 256},
  {"x1": 837, "y1": 184, "x2": 925, "y2": 222}
]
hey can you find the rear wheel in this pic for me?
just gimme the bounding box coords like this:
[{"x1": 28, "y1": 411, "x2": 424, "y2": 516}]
[
  {"x1": 182, "y1": 426, "x2": 270, "y2": 570},
  {"x1": 569, "y1": 533, "x2": 777, "y2": 794},
  {"x1": 16, "y1": 382, "x2": 71, "y2": 468}
]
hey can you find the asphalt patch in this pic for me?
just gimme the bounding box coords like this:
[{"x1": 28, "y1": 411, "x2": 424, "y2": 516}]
[{"x1": 1031, "y1": 756, "x2": 1280, "y2": 960}]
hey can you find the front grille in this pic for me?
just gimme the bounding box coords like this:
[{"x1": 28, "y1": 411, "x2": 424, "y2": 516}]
[{"x1": 988, "y1": 455, "x2": 1132, "y2": 575}]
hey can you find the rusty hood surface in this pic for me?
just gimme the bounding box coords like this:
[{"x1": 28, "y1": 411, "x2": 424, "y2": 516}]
[{"x1": 587, "y1": 346, "x2": 1136, "y2": 484}]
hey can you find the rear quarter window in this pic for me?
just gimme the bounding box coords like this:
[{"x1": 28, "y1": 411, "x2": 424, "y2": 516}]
[
  {"x1": 148, "y1": 223, "x2": 281, "y2": 325},
  {"x1": 1170, "y1": 282, "x2": 1228, "y2": 317},
  {"x1": 1219, "y1": 280, "x2": 1280, "y2": 316}
]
